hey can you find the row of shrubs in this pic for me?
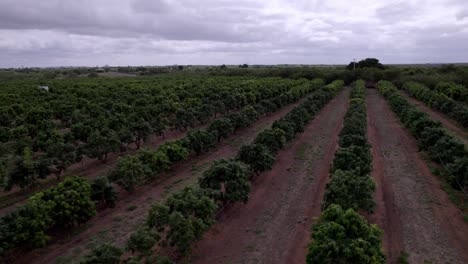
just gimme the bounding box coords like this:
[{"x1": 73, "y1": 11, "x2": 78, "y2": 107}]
[
  {"x1": 323, "y1": 80, "x2": 376, "y2": 212},
  {"x1": 402, "y1": 81, "x2": 468, "y2": 127},
  {"x1": 307, "y1": 80, "x2": 385, "y2": 264},
  {"x1": 0, "y1": 177, "x2": 96, "y2": 255},
  {"x1": 0, "y1": 80, "x2": 324, "y2": 258},
  {"x1": 433, "y1": 82, "x2": 468, "y2": 104},
  {"x1": 379, "y1": 80, "x2": 467, "y2": 191},
  {"x1": 80, "y1": 80, "x2": 345, "y2": 263}
]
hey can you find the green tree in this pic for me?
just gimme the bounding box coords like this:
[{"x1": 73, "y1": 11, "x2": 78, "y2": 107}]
[
  {"x1": 85, "y1": 128, "x2": 120, "y2": 162},
  {"x1": 332, "y1": 146, "x2": 372, "y2": 176},
  {"x1": 90, "y1": 176, "x2": 117, "y2": 208},
  {"x1": 158, "y1": 141, "x2": 189, "y2": 163},
  {"x1": 46, "y1": 140, "x2": 77, "y2": 180},
  {"x1": 5, "y1": 147, "x2": 44, "y2": 191},
  {"x1": 0, "y1": 196, "x2": 54, "y2": 254},
  {"x1": 130, "y1": 118, "x2": 152, "y2": 149},
  {"x1": 146, "y1": 188, "x2": 217, "y2": 256},
  {"x1": 208, "y1": 118, "x2": 233, "y2": 142},
  {"x1": 199, "y1": 159, "x2": 251, "y2": 204},
  {"x1": 185, "y1": 129, "x2": 216, "y2": 155},
  {"x1": 323, "y1": 170, "x2": 376, "y2": 212},
  {"x1": 126, "y1": 227, "x2": 159, "y2": 256},
  {"x1": 254, "y1": 128, "x2": 286, "y2": 154},
  {"x1": 237, "y1": 144, "x2": 275, "y2": 174},
  {"x1": 109, "y1": 156, "x2": 150, "y2": 193},
  {"x1": 40, "y1": 176, "x2": 96, "y2": 228},
  {"x1": 307, "y1": 204, "x2": 385, "y2": 264},
  {"x1": 80, "y1": 244, "x2": 123, "y2": 264}
]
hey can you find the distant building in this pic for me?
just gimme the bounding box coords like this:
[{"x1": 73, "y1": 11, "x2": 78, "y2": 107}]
[{"x1": 37, "y1": 85, "x2": 49, "y2": 91}]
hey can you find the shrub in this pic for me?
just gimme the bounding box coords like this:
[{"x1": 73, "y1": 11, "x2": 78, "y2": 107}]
[
  {"x1": 323, "y1": 170, "x2": 376, "y2": 213},
  {"x1": 80, "y1": 244, "x2": 123, "y2": 264},
  {"x1": 307, "y1": 204, "x2": 385, "y2": 264},
  {"x1": 40, "y1": 176, "x2": 96, "y2": 228},
  {"x1": 237, "y1": 144, "x2": 275, "y2": 174},
  {"x1": 254, "y1": 128, "x2": 286, "y2": 154},
  {"x1": 90, "y1": 176, "x2": 117, "y2": 208},
  {"x1": 199, "y1": 159, "x2": 252, "y2": 204},
  {"x1": 109, "y1": 156, "x2": 150, "y2": 193}
]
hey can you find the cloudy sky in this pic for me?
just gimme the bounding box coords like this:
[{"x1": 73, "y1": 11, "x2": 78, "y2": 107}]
[{"x1": 0, "y1": 0, "x2": 467, "y2": 67}]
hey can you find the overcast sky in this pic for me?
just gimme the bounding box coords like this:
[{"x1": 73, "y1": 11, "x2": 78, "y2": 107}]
[{"x1": 0, "y1": 0, "x2": 467, "y2": 67}]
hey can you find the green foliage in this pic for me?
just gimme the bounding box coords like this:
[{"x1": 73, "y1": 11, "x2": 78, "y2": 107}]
[
  {"x1": 90, "y1": 176, "x2": 117, "y2": 208},
  {"x1": 137, "y1": 148, "x2": 171, "y2": 175},
  {"x1": 307, "y1": 204, "x2": 385, "y2": 264},
  {"x1": 185, "y1": 129, "x2": 216, "y2": 155},
  {"x1": 347, "y1": 58, "x2": 385, "y2": 70},
  {"x1": 397, "y1": 251, "x2": 410, "y2": 264},
  {"x1": 237, "y1": 144, "x2": 275, "y2": 174},
  {"x1": 199, "y1": 159, "x2": 252, "y2": 204},
  {"x1": 323, "y1": 80, "x2": 375, "y2": 214},
  {"x1": 84, "y1": 128, "x2": 120, "y2": 162},
  {"x1": 323, "y1": 170, "x2": 376, "y2": 212},
  {"x1": 110, "y1": 156, "x2": 150, "y2": 193},
  {"x1": 40, "y1": 176, "x2": 96, "y2": 228},
  {"x1": 130, "y1": 117, "x2": 153, "y2": 149},
  {"x1": 435, "y1": 82, "x2": 468, "y2": 104},
  {"x1": 332, "y1": 146, "x2": 372, "y2": 176},
  {"x1": 5, "y1": 147, "x2": 39, "y2": 191},
  {"x1": 146, "y1": 187, "x2": 217, "y2": 256},
  {"x1": 208, "y1": 118, "x2": 233, "y2": 142},
  {"x1": 0, "y1": 197, "x2": 53, "y2": 253},
  {"x1": 403, "y1": 81, "x2": 468, "y2": 127},
  {"x1": 445, "y1": 157, "x2": 468, "y2": 189},
  {"x1": 126, "y1": 227, "x2": 159, "y2": 256},
  {"x1": 45, "y1": 139, "x2": 78, "y2": 179},
  {"x1": 158, "y1": 141, "x2": 189, "y2": 164},
  {"x1": 271, "y1": 119, "x2": 296, "y2": 141},
  {"x1": 0, "y1": 176, "x2": 95, "y2": 254},
  {"x1": 80, "y1": 244, "x2": 123, "y2": 264},
  {"x1": 254, "y1": 128, "x2": 286, "y2": 154}
]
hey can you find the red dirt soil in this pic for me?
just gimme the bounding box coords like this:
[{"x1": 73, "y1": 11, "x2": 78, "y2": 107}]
[
  {"x1": 366, "y1": 89, "x2": 468, "y2": 264},
  {"x1": 192, "y1": 88, "x2": 351, "y2": 264},
  {"x1": 399, "y1": 90, "x2": 468, "y2": 145},
  {"x1": 15, "y1": 95, "x2": 307, "y2": 264}
]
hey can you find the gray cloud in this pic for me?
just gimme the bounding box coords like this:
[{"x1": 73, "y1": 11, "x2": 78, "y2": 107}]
[{"x1": 0, "y1": 0, "x2": 467, "y2": 67}]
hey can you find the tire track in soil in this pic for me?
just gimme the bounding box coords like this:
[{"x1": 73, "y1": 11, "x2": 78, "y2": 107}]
[
  {"x1": 366, "y1": 89, "x2": 468, "y2": 264},
  {"x1": 399, "y1": 90, "x2": 468, "y2": 145},
  {"x1": 192, "y1": 87, "x2": 351, "y2": 264},
  {"x1": 17, "y1": 96, "x2": 307, "y2": 264},
  {"x1": 366, "y1": 90, "x2": 404, "y2": 264}
]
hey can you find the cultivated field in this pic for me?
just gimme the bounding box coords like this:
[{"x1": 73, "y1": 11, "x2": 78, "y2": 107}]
[{"x1": 0, "y1": 65, "x2": 467, "y2": 264}]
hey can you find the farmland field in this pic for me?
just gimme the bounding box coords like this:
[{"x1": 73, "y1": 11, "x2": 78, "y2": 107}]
[{"x1": 0, "y1": 65, "x2": 467, "y2": 264}]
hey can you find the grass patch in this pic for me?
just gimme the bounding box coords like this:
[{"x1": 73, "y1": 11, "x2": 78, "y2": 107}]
[
  {"x1": 295, "y1": 143, "x2": 309, "y2": 160},
  {"x1": 127, "y1": 205, "x2": 138, "y2": 211},
  {"x1": 397, "y1": 251, "x2": 409, "y2": 264}
]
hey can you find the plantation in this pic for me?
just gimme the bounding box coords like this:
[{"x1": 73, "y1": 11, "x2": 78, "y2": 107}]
[{"x1": 0, "y1": 64, "x2": 467, "y2": 264}]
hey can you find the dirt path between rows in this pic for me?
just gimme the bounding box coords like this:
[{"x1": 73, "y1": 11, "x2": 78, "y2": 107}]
[
  {"x1": 399, "y1": 90, "x2": 468, "y2": 145},
  {"x1": 16, "y1": 95, "x2": 307, "y2": 264},
  {"x1": 366, "y1": 89, "x2": 468, "y2": 264},
  {"x1": 192, "y1": 88, "x2": 351, "y2": 264}
]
